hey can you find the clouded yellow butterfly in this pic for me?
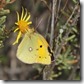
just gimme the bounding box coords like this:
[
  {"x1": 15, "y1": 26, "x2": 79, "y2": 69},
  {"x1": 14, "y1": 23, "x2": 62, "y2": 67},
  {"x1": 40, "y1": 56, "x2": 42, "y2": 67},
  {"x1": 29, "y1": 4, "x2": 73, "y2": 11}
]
[{"x1": 17, "y1": 29, "x2": 53, "y2": 65}]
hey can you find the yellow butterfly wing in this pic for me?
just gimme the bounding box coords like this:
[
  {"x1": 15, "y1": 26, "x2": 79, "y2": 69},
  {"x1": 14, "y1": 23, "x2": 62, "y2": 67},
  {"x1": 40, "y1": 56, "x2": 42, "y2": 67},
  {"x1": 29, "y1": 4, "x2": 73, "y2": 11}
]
[{"x1": 17, "y1": 31, "x2": 52, "y2": 65}]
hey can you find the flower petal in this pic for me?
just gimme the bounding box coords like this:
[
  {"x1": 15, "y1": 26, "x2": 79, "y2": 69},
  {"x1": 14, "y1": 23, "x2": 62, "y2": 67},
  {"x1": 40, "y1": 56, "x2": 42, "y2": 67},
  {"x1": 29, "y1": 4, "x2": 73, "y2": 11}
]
[
  {"x1": 21, "y1": 7, "x2": 24, "y2": 20},
  {"x1": 14, "y1": 28, "x2": 19, "y2": 33},
  {"x1": 16, "y1": 11, "x2": 19, "y2": 21},
  {"x1": 25, "y1": 14, "x2": 30, "y2": 22},
  {"x1": 13, "y1": 31, "x2": 22, "y2": 45},
  {"x1": 23, "y1": 8, "x2": 28, "y2": 20},
  {"x1": 27, "y1": 21, "x2": 32, "y2": 25},
  {"x1": 15, "y1": 22, "x2": 18, "y2": 25}
]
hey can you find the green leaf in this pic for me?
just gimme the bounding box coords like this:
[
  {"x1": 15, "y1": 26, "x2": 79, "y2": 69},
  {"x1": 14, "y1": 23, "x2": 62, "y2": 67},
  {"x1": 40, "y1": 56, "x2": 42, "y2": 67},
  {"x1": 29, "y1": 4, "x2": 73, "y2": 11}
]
[
  {"x1": 65, "y1": 35, "x2": 76, "y2": 41},
  {"x1": 6, "y1": 0, "x2": 11, "y2": 3},
  {"x1": 0, "y1": 16, "x2": 6, "y2": 25},
  {"x1": 0, "y1": 9, "x2": 10, "y2": 16},
  {"x1": 72, "y1": 0, "x2": 77, "y2": 3}
]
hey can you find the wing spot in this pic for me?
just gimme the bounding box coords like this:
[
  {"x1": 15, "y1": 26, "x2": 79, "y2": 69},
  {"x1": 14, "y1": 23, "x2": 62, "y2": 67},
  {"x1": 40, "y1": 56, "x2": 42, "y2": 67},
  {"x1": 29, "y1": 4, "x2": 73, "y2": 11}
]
[
  {"x1": 36, "y1": 49, "x2": 39, "y2": 50},
  {"x1": 39, "y1": 56, "x2": 41, "y2": 58},
  {"x1": 28, "y1": 47, "x2": 33, "y2": 52},
  {"x1": 40, "y1": 45, "x2": 42, "y2": 48}
]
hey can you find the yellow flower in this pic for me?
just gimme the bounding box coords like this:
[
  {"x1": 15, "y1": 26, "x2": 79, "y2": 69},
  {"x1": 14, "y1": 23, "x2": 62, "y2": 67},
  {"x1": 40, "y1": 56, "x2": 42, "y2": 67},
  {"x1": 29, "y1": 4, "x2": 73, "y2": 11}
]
[{"x1": 13, "y1": 7, "x2": 32, "y2": 45}]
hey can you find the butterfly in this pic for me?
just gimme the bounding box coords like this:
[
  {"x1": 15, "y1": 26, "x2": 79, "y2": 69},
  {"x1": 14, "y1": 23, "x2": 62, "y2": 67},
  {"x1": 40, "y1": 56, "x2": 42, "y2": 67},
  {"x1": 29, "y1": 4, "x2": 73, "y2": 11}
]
[
  {"x1": 17, "y1": 29, "x2": 54, "y2": 65},
  {"x1": 13, "y1": 7, "x2": 54, "y2": 65}
]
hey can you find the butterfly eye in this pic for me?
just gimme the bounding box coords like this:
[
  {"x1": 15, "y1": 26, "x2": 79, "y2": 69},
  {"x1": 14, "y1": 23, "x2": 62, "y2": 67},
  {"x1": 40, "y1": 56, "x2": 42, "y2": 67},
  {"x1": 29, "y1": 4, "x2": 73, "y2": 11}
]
[{"x1": 40, "y1": 45, "x2": 42, "y2": 48}]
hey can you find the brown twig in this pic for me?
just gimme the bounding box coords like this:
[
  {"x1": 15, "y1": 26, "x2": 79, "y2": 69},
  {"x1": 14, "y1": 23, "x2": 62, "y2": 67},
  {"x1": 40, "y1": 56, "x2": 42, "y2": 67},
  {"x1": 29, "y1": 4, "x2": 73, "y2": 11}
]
[
  {"x1": 65, "y1": 4, "x2": 79, "y2": 26},
  {"x1": 43, "y1": 2, "x2": 80, "y2": 80},
  {"x1": 50, "y1": 0, "x2": 57, "y2": 49},
  {"x1": 55, "y1": 0, "x2": 61, "y2": 25},
  {"x1": 55, "y1": 3, "x2": 80, "y2": 59},
  {"x1": 0, "y1": 0, "x2": 16, "y2": 9},
  {"x1": 41, "y1": 0, "x2": 51, "y2": 13},
  {"x1": 62, "y1": 0, "x2": 69, "y2": 11},
  {"x1": 43, "y1": 0, "x2": 57, "y2": 80},
  {"x1": 45, "y1": 16, "x2": 51, "y2": 38},
  {"x1": 43, "y1": 61, "x2": 55, "y2": 80}
]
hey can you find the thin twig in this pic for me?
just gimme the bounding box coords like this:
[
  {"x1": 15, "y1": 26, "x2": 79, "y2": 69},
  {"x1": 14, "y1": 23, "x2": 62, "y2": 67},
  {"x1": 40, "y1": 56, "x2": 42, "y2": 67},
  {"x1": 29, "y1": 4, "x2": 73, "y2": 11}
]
[
  {"x1": 68, "y1": 54, "x2": 80, "y2": 80},
  {"x1": 55, "y1": 29, "x2": 71, "y2": 59},
  {"x1": 43, "y1": 0, "x2": 57, "y2": 80},
  {"x1": 54, "y1": 3, "x2": 80, "y2": 59},
  {"x1": 55, "y1": 0, "x2": 61, "y2": 25},
  {"x1": 41, "y1": 0, "x2": 51, "y2": 13},
  {"x1": 65, "y1": 4, "x2": 78, "y2": 26},
  {"x1": 45, "y1": 16, "x2": 51, "y2": 38},
  {"x1": 50, "y1": 0, "x2": 57, "y2": 49},
  {"x1": 62, "y1": 0, "x2": 68, "y2": 11},
  {"x1": 43, "y1": 61, "x2": 55, "y2": 80},
  {"x1": 43, "y1": 1, "x2": 80, "y2": 81},
  {"x1": 68, "y1": 64, "x2": 78, "y2": 80},
  {"x1": 35, "y1": 18, "x2": 43, "y2": 30}
]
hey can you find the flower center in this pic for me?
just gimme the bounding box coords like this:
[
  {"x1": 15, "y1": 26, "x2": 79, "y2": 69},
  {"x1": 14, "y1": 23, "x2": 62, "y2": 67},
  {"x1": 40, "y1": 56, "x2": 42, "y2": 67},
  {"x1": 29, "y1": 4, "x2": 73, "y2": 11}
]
[{"x1": 18, "y1": 20, "x2": 28, "y2": 33}]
